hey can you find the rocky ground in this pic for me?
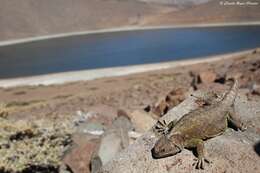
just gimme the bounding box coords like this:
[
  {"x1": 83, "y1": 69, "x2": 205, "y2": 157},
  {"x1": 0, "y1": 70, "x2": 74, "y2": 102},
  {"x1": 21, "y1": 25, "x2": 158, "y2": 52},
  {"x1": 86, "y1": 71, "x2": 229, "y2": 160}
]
[{"x1": 1, "y1": 48, "x2": 260, "y2": 172}]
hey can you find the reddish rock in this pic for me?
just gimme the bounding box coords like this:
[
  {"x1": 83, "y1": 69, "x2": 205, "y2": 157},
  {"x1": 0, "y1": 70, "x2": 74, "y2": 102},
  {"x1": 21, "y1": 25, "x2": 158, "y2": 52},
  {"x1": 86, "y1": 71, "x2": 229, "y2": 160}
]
[
  {"x1": 151, "y1": 88, "x2": 186, "y2": 117},
  {"x1": 63, "y1": 135, "x2": 99, "y2": 173},
  {"x1": 153, "y1": 98, "x2": 168, "y2": 117}
]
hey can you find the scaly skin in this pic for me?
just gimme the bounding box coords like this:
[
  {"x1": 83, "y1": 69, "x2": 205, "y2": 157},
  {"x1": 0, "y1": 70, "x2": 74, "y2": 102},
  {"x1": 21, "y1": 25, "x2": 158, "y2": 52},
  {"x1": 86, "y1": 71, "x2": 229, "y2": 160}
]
[
  {"x1": 153, "y1": 90, "x2": 222, "y2": 135},
  {"x1": 152, "y1": 78, "x2": 246, "y2": 169}
]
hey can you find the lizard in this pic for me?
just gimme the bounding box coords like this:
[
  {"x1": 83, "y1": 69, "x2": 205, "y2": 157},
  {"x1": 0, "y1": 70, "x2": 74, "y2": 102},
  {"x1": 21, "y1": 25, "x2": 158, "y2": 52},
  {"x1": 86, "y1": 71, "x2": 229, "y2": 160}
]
[
  {"x1": 153, "y1": 90, "x2": 223, "y2": 135},
  {"x1": 151, "y1": 78, "x2": 246, "y2": 169}
]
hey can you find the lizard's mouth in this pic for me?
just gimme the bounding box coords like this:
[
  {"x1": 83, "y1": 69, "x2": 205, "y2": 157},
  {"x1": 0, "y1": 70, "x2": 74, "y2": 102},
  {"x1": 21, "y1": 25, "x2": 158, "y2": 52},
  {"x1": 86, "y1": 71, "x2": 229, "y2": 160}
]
[{"x1": 151, "y1": 147, "x2": 181, "y2": 159}]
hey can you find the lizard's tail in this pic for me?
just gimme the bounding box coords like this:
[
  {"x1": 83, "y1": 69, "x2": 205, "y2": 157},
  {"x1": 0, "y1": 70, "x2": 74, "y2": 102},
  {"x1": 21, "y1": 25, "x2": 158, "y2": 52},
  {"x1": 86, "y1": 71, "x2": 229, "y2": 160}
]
[{"x1": 221, "y1": 77, "x2": 239, "y2": 107}]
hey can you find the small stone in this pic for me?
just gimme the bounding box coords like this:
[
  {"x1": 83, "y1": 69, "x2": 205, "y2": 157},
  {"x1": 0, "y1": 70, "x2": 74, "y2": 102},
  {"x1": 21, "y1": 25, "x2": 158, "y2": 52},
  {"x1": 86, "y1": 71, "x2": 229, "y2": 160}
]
[
  {"x1": 128, "y1": 131, "x2": 142, "y2": 139},
  {"x1": 90, "y1": 155, "x2": 102, "y2": 173},
  {"x1": 252, "y1": 48, "x2": 260, "y2": 54},
  {"x1": 79, "y1": 122, "x2": 105, "y2": 135},
  {"x1": 198, "y1": 71, "x2": 217, "y2": 84},
  {"x1": 252, "y1": 84, "x2": 260, "y2": 95},
  {"x1": 113, "y1": 114, "x2": 134, "y2": 132}
]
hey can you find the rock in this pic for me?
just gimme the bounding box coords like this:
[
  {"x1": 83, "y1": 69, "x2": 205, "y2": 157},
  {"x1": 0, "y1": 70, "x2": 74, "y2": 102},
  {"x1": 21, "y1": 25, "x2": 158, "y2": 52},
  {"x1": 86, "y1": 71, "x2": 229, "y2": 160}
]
[
  {"x1": 99, "y1": 91, "x2": 260, "y2": 173},
  {"x1": 198, "y1": 71, "x2": 217, "y2": 84},
  {"x1": 128, "y1": 131, "x2": 142, "y2": 139},
  {"x1": 0, "y1": 103, "x2": 8, "y2": 118},
  {"x1": 166, "y1": 89, "x2": 186, "y2": 108},
  {"x1": 97, "y1": 132, "x2": 124, "y2": 165},
  {"x1": 0, "y1": 110, "x2": 8, "y2": 118},
  {"x1": 152, "y1": 98, "x2": 168, "y2": 116},
  {"x1": 85, "y1": 105, "x2": 118, "y2": 126},
  {"x1": 252, "y1": 84, "x2": 260, "y2": 96},
  {"x1": 79, "y1": 122, "x2": 105, "y2": 136},
  {"x1": 90, "y1": 155, "x2": 102, "y2": 173},
  {"x1": 111, "y1": 115, "x2": 133, "y2": 148},
  {"x1": 189, "y1": 71, "x2": 200, "y2": 90},
  {"x1": 129, "y1": 110, "x2": 156, "y2": 132},
  {"x1": 90, "y1": 115, "x2": 133, "y2": 171},
  {"x1": 63, "y1": 135, "x2": 99, "y2": 173},
  {"x1": 150, "y1": 88, "x2": 186, "y2": 117},
  {"x1": 113, "y1": 114, "x2": 134, "y2": 131},
  {"x1": 252, "y1": 48, "x2": 260, "y2": 54}
]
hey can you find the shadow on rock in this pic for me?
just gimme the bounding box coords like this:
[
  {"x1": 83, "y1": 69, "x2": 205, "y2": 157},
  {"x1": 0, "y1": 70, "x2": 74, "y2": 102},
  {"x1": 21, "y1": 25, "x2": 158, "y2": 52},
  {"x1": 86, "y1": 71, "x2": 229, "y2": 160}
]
[{"x1": 254, "y1": 141, "x2": 260, "y2": 156}]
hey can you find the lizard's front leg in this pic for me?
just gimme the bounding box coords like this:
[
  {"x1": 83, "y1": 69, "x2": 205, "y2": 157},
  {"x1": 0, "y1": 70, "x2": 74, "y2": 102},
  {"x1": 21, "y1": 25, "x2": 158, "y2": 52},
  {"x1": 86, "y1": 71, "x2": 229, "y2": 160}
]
[{"x1": 187, "y1": 138, "x2": 211, "y2": 169}]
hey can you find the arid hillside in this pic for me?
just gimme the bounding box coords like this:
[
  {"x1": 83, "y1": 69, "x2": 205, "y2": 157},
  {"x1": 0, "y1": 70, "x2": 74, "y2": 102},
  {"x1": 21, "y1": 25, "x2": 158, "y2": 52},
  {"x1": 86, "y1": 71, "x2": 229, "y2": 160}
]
[
  {"x1": 0, "y1": 0, "x2": 260, "y2": 41},
  {"x1": 145, "y1": 0, "x2": 260, "y2": 25},
  {"x1": 0, "y1": 0, "x2": 171, "y2": 41}
]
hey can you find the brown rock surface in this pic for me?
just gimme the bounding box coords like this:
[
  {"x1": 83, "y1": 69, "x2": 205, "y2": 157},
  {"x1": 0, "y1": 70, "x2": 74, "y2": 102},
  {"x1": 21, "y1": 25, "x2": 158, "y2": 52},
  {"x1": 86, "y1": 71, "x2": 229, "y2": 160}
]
[
  {"x1": 198, "y1": 71, "x2": 217, "y2": 84},
  {"x1": 151, "y1": 88, "x2": 186, "y2": 116}
]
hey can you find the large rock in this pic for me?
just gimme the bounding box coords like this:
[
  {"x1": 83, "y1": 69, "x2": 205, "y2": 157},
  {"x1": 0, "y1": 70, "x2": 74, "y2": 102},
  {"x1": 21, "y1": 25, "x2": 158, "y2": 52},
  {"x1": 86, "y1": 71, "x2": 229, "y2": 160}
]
[
  {"x1": 98, "y1": 91, "x2": 260, "y2": 173},
  {"x1": 90, "y1": 115, "x2": 133, "y2": 172},
  {"x1": 198, "y1": 71, "x2": 217, "y2": 84},
  {"x1": 97, "y1": 132, "x2": 123, "y2": 165},
  {"x1": 129, "y1": 110, "x2": 156, "y2": 132}
]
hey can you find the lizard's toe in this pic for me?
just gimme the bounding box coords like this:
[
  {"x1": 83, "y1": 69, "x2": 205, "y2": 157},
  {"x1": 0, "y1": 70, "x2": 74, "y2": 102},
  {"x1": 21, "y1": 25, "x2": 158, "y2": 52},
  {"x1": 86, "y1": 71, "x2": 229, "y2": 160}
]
[
  {"x1": 195, "y1": 158, "x2": 203, "y2": 169},
  {"x1": 194, "y1": 157, "x2": 211, "y2": 170},
  {"x1": 204, "y1": 157, "x2": 212, "y2": 164},
  {"x1": 154, "y1": 120, "x2": 169, "y2": 135},
  {"x1": 240, "y1": 123, "x2": 247, "y2": 131}
]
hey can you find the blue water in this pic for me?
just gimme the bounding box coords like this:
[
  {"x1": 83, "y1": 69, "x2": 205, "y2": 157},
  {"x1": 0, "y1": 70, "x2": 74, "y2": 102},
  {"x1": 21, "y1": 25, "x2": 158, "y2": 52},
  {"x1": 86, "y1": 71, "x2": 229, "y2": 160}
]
[{"x1": 0, "y1": 25, "x2": 260, "y2": 79}]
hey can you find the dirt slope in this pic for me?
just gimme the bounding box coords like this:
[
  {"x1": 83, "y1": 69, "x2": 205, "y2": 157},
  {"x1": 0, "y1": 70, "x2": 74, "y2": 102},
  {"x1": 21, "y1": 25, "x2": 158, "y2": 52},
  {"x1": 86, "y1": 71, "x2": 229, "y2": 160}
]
[
  {"x1": 0, "y1": 0, "x2": 168, "y2": 41},
  {"x1": 0, "y1": 0, "x2": 259, "y2": 41},
  {"x1": 145, "y1": 0, "x2": 260, "y2": 25}
]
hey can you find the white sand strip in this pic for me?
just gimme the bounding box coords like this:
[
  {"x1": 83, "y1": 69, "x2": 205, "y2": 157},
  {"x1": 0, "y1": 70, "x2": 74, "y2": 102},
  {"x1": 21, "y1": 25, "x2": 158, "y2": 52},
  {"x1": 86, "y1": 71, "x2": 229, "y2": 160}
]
[
  {"x1": 0, "y1": 22, "x2": 260, "y2": 47},
  {"x1": 0, "y1": 50, "x2": 253, "y2": 88}
]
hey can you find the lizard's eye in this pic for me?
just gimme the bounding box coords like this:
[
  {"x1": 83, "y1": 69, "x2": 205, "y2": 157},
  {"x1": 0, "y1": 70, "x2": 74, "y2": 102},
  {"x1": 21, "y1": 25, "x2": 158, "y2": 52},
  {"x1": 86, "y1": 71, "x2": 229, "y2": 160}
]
[{"x1": 161, "y1": 149, "x2": 165, "y2": 152}]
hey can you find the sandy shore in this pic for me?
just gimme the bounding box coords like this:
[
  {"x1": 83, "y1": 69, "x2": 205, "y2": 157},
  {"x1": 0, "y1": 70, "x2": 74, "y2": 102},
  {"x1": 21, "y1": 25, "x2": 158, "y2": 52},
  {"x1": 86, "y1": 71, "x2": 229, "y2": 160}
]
[
  {"x1": 0, "y1": 49, "x2": 254, "y2": 88},
  {"x1": 0, "y1": 22, "x2": 260, "y2": 47}
]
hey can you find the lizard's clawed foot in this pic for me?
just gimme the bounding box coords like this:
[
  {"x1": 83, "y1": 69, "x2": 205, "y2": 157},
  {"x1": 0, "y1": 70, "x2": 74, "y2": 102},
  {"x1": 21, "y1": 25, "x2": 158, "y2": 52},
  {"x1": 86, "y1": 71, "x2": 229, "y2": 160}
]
[
  {"x1": 193, "y1": 157, "x2": 211, "y2": 169},
  {"x1": 240, "y1": 123, "x2": 247, "y2": 132},
  {"x1": 154, "y1": 119, "x2": 175, "y2": 135},
  {"x1": 154, "y1": 120, "x2": 168, "y2": 135}
]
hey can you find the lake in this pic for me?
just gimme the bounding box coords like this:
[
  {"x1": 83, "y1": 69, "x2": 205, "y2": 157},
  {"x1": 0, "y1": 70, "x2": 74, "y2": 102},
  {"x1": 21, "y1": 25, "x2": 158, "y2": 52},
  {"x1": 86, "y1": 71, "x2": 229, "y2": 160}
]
[{"x1": 0, "y1": 25, "x2": 260, "y2": 79}]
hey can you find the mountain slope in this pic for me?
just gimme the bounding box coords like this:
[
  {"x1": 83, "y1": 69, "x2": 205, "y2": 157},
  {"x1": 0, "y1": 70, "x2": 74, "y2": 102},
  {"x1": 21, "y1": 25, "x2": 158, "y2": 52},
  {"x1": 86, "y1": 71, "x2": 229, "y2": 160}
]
[
  {"x1": 0, "y1": 0, "x2": 167, "y2": 41},
  {"x1": 0, "y1": 0, "x2": 259, "y2": 41},
  {"x1": 145, "y1": 0, "x2": 260, "y2": 25}
]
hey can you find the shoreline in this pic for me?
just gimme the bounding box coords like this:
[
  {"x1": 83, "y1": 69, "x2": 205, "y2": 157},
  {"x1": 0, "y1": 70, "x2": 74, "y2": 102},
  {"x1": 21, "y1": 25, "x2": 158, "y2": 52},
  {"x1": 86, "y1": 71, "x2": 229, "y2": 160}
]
[
  {"x1": 0, "y1": 49, "x2": 253, "y2": 88},
  {"x1": 0, "y1": 21, "x2": 260, "y2": 47}
]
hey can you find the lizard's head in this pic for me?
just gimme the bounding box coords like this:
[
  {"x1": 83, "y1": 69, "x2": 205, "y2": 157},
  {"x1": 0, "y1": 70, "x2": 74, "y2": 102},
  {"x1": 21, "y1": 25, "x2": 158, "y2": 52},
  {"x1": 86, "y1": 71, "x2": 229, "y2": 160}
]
[{"x1": 151, "y1": 134, "x2": 183, "y2": 159}]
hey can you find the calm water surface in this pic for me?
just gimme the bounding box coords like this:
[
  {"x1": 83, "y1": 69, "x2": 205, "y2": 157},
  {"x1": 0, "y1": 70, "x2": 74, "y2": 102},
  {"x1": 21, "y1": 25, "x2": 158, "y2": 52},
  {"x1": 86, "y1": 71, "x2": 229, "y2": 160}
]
[{"x1": 1, "y1": 26, "x2": 260, "y2": 79}]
